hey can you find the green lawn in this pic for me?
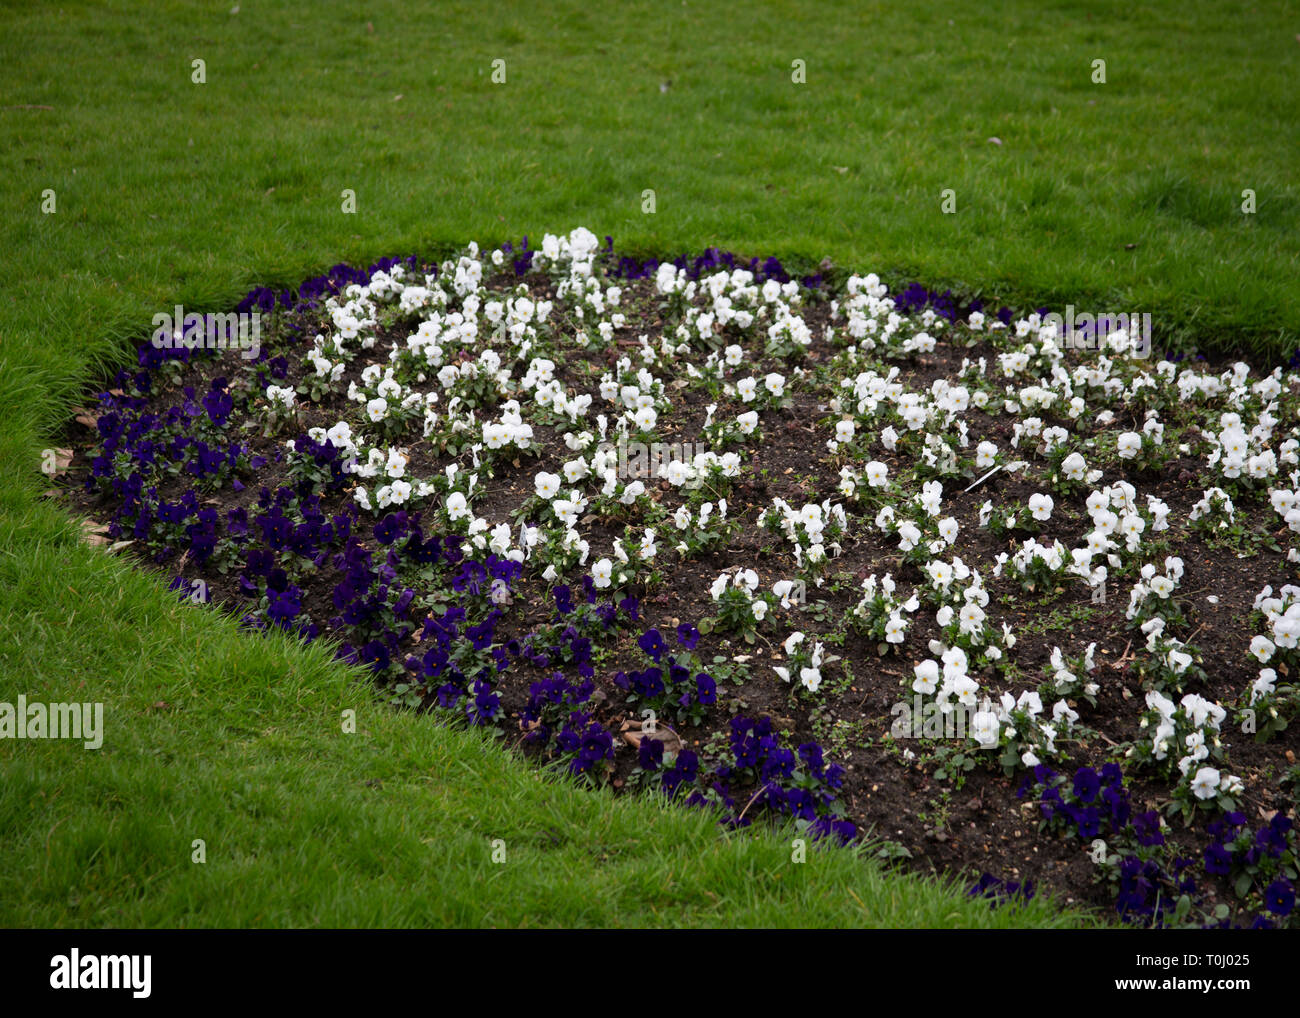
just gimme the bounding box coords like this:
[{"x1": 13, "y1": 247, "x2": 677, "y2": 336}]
[{"x1": 3, "y1": 0, "x2": 1293, "y2": 927}]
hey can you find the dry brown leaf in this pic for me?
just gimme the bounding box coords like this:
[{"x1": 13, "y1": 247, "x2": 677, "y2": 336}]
[
  {"x1": 45, "y1": 448, "x2": 74, "y2": 477},
  {"x1": 619, "y1": 719, "x2": 683, "y2": 755},
  {"x1": 80, "y1": 519, "x2": 110, "y2": 547}
]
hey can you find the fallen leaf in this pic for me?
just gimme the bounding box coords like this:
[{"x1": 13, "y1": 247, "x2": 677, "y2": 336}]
[
  {"x1": 619, "y1": 719, "x2": 682, "y2": 755},
  {"x1": 80, "y1": 520, "x2": 110, "y2": 547},
  {"x1": 46, "y1": 448, "x2": 74, "y2": 477},
  {"x1": 987, "y1": 137, "x2": 1002, "y2": 146}
]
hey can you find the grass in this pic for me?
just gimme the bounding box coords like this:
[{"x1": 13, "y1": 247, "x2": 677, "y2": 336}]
[{"x1": 3, "y1": 0, "x2": 1292, "y2": 927}]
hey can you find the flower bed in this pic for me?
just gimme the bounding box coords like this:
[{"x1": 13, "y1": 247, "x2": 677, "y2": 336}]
[{"x1": 61, "y1": 228, "x2": 1299, "y2": 927}]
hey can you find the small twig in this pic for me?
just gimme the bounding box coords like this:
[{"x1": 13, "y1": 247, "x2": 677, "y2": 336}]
[
  {"x1": 734, "y1": 785, "x2": 767, "y2": 823},
  {"x1": 963, "y1": 464, "x2": 1002, "y2": 494}
]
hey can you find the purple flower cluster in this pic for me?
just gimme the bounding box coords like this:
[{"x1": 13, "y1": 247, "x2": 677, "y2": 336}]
[
  {"x1": 1204, "y1": 812, "x2": 1295, "y2": 922},
  {"x1": 629, "y1": 730, "x2": 700, "y2": 799},
  {"x1": 613, "y1": 626, "x2": 717, "y2": 724},
  {"x1": 892, "y1": 282, "x2": 1018, "y2": 327},
  {"x1": 515, "y1": 584, "x2": 637, "y2": 678},
  {"x1": 968, "y1": 872, "x2": 1036, "y2": 906},
  {"x1": 520, "y1": 672, "x2": 595, "y2": 745},
  {"x1": 553, "y1": 713, "x2": 615, "y2": 777},
  {"x1": 516, "y1": 670, "x2": 620, "y2": 779},
  {"x1": 286, "y1": 432, "x2": 350, "y2": 493},
  {"x1": 693, "y1": 716, "x2": 855, "y2": 844},
  {"x1": 1018, "y1": 763, "x2": 1193, "y2": 923},
  {"x1": 86, "y1": 382, "x2": 268, "y2": 565},
  {"x1": 1114, "y1": 855, "x2": 1198, "y2": 923},
  {"x1": 1019, "y1": 763, "x2": 1130, "y2": 840},
  {"x1": 1020, "y1": 762, "x2": 1297, "y2": 927},
  {"x1": 234, "y1": 255, "x2": 423, "y2": 317}
]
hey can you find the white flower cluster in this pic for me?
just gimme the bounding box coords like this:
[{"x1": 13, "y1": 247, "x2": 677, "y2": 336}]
[
  {"x1": 774, "y1": 631, "x2": 827, "y2": 692},
  {"x1": 758, "y1": 497, "x2": 848, "y2": 569},
  {"x1": 830, "y1": 275, "x2": 950, "y2": 357},
  {"x1": 1125, "y1": 556, "x2": 1185, "y2": 621},
  {"x1": 852, "y1": 572, "x2": 920, "y2": 645},
  {"x1": 908, "y1": 647, "x2": 1075, "y2": 760},
  {"x1": 710, "y1": 568, "x2": 770, "y2": 622},
  {"x1": 1138, "y1": 690, "x2": 1241, "y2": 802},
  {"x1": 1188, "y1": 486, "x2": 1235, "y2": 527},
  {"x1": 1248, "y1": 584, "x2": 1300, "y2": 665},
  {"x1": 1204, "y1": 408, "x2": 1282, "y2": 483},
  {"x1": 264, "y1": 385, "x2": 295, "y2": 410},
  {"x1": 481, "y1": 399, "x2": 536, "y2": 451}
]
